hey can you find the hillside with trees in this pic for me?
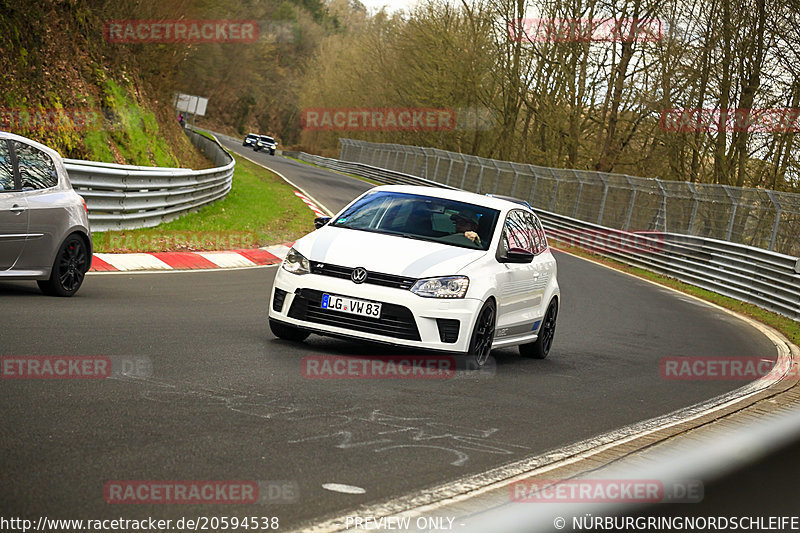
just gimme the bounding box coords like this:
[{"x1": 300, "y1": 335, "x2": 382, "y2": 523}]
[{"x1": 1, "y1": 0, "x2": 797, "y2": 190}]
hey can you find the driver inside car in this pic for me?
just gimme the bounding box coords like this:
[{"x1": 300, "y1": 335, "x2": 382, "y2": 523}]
[{"x1": 450, "y1": 212, "x2": 481, "y2": 245}]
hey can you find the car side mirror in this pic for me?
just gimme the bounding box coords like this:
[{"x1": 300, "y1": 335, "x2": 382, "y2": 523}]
[
  {"x1": 314, "y1": 216, "x2": 331, "y2": 229},
  {"x1": 500, "y1": 247, "x2": 534, "y2": 264}
]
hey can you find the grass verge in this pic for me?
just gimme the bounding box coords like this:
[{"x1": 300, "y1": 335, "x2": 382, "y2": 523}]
[
  {"x1": 554, "y1": 243, "x2": 800, "y2": 346},
  {"x1": 91, "y1": 153, "x2": 316, "y2": 252}
]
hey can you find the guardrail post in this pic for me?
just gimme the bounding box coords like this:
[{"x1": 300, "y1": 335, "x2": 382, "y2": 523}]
[
  {"x1": 460, "y1": 155, "x2": 470, "y2": 189},
  {"x1": 445, "y1": 157, "x2": 455, "y2": 186},
  {"x1": 549, "y1": 169, "x2": 560, "y2": 212},
  {"x1": 528, "y1": 166, "x2": 539, "y2": 207},
  {"x1": 687, "y1": 183, "x2": 699, "y2": 235},
  {"x1": 624, "y1": 176, "x2": 637, "y2": 231},
  {"x1": 572, "y1": 170, "x2": 583, "y2": 218},
  {"x1": 723, "y1": 186, "x2": 738, "y2": 241},
  {"x1": 511, "y1": 169, "x2": 519, "y2": 197},
  {"x1": 655, "y1": 180, "x2": 668, "y2": 231},
  {"x1": 423, "y1": 149, "x2": 433, "y2": 178},
  {"x1": 597, "y1": 174, "x2": 608, "y2": 225},
  {"x1": 766, "y1": 190, "x2": 782, "y2": 251},
  {"x1": 429, "y1": 152, "x2": 438, "y2": 183},
  {"x1": 475, "y1": 163, "x2": 486, "y2": 193}
]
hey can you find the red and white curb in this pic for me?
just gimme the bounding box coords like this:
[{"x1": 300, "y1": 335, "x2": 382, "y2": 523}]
[
  {"x1": 90, "y1": 243, "x2": 293, "y2": 273},
  {"x1": 294, "y1": 190, "x2": 327, "y2": 218},
  {"x1": 88, "y1": 183, "x2": 325, "y2": 273}
]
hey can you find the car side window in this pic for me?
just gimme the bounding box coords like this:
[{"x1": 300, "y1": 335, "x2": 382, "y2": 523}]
[
  {"x1": 14, "y1": 141, "x2": 58, "y2": 190},
  {"x1": 0, "y1": 140, "x2": 16, "y2": 191},
  {"x1": 521, "y1": 211, "x2": 546, "y2": 254},
  {"x1": 501, "y1": 210, "x2": 534, "y2": 254},
  {"x1": 531, "y1": 213, "x2": 548, "y2": 254}
]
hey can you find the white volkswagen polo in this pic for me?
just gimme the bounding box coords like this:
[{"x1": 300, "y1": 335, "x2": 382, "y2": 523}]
[{"x1": 268, "y1": 185, "x2": 560, "y2": 367}]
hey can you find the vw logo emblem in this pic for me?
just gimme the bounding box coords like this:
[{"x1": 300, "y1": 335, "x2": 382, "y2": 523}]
[{"x1": 351, "y1": 267, "x2": 368, "y2": 284}]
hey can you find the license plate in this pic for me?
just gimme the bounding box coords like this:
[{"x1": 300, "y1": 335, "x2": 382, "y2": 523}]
[{"x1": 321, "y1": 293, "x2": 381, "y2": 318}]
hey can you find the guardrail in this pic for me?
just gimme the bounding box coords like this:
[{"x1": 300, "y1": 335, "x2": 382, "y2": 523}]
[
  {"x1": 64, "y1": 127, "x2": 234, "y2": 232},
  {"x1": 289, "y1": 151, "x2": 800, "y2": 320}
]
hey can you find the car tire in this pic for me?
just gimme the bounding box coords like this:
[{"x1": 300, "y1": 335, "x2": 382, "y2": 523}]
[
  {"x1": 269, "y1": 319, "x2": 310, "y2": 342},
  {"x1": 467, "y1": 299, "x2": 496, "y2": 368},
  {"x1": 37, "y1": 234, "x2": 89, "y2": 297},
  {"x1": 520, "y1": 299, "x2": 558, "y2": 359},
  {"x1": 269, "y1": 150, "x2": 275, "y2": 155}
]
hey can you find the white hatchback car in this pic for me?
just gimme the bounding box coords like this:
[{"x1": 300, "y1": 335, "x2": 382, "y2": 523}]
[{"x1": 269, "y1": 185, "x2": 560, "y2": 366}]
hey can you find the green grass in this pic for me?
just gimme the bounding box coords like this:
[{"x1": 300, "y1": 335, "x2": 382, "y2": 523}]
[
  {"x1": 92, "y1": 153, "x2": 316, "y2": 252},
  {"x1": 555, "y1": 243, "x2": 800, "y2": 346},
  {"x1": 99, "y1": 79, "x2": 178, "y2": 167}
]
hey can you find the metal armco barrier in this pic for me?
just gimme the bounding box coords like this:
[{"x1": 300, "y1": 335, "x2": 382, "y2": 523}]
[
  {"x1": 64, "y1": 127, "x2": 233, "y2": 231},
  {"x1": 291, "y1": 150, "x2": 800, "y2": 320}
]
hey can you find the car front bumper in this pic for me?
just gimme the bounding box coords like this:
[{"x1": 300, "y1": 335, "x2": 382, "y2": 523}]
[{"x1": 268, "y1": 267, "x2": 482, "y2": 353}]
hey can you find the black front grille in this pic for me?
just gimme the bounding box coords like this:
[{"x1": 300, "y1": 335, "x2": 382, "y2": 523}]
[
  {"x1": 310, "y1": 262, "x2": 417, "y2": 290},
  {"x1": 272, "y1": 288, "x2": 288, "y2": 312},
  {"x1": 436, "y1": 318, "x2": 460, "y2": 343},
  {"x1": 288, "y1": 289, "x2": 421, "y2": 341}
]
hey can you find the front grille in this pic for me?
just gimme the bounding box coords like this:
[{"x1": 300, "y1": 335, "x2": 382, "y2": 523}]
[
  {"x1": 310, "y1": 262, "x2": 417, "y2": 290},
  {"x1": 436, "y1": 318, "x2": 460, "y2": 343},
  {"x1": 272, "y1": 288, "x2": 288, "y2": 312},
  {"x1": 288, "y1": 289, "x2": 421, "y2": 341}
]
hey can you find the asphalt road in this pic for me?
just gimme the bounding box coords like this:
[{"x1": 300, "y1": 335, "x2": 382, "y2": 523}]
[
  {"x1": 215, "y1": 132, "x2": 371, "y2": 213},
  {"x1": 0, "y1": 141, "x2": 779, "y2": 529}
]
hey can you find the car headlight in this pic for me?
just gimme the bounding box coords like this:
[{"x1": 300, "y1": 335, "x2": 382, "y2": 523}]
[
  {"x1": 282, "y1": 248, "x2": 310, "y2": 275},
  {"x1": 410, "y1": 276, "x2": 469, "y2": 298}
]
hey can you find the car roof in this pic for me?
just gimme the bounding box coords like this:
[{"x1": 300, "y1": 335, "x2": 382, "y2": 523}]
[
  {"x1": 364, "y1": 184, "x2": 532, "y2": 212},
  {"x1": 485, "y1": 193, "x2": 534, "y2": 210}
]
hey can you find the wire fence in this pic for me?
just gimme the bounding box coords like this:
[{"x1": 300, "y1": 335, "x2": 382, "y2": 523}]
[{"x1": 339, "y1": 138, "x2": 800, "y2": 257}]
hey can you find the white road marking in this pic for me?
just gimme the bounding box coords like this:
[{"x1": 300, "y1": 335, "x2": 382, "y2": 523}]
[{"x1": 322, "y1": 483, "x2": 367, "y2": 495}]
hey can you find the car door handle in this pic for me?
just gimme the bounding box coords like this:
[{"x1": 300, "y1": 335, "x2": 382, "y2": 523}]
[{"x1": 10, "y1": 204, "x2": 26, "y2": 214}]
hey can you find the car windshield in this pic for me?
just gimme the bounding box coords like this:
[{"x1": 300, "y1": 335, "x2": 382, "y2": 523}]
[
  {"x1": 330, "y1": 190, "x2": 499, "y2": 250},
  {"x1": 261, "y1": 136, "x2": 274, "y2": 143}
]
